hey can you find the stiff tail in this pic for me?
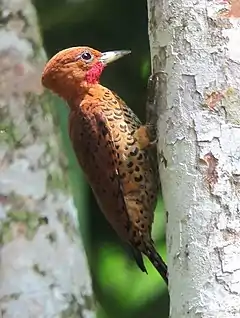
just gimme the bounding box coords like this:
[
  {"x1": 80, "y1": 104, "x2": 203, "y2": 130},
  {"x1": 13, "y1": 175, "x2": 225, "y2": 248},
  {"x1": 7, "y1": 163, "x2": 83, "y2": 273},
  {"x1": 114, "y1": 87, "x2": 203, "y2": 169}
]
[
  {"x1": 144, "y1": 244, "x2": 168, "y2": 285},
  {"x1": 132, "y1": 247, "x2": 148, "y2": 274},
  {"x1": 131, "y1": 244, "x2": 168, "y2": 285}
]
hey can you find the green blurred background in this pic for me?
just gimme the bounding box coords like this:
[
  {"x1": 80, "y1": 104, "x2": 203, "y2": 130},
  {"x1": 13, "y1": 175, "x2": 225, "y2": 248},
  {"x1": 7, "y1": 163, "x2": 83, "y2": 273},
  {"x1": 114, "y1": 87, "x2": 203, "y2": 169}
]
[{"x1": 34, "y1": 0, "x2": 169, "y2": 316}]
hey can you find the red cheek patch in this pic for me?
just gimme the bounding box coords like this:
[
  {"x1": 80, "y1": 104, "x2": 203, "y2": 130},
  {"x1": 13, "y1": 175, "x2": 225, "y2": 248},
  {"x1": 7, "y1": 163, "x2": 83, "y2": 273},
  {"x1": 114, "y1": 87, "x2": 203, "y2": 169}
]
[{"x1": 85, "y1": 62, "x2": 105, "y2": 84}]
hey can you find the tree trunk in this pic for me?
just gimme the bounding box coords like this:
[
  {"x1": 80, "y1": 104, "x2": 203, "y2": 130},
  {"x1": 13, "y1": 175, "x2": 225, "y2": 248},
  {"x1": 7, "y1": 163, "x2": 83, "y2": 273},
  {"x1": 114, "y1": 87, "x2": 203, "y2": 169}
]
[
  {"x1": 0, "y1": 1, "x2": 95, "y2": 317},
  {"x1": 147, "y1": 0, "x2": 240, "y2": 317}
]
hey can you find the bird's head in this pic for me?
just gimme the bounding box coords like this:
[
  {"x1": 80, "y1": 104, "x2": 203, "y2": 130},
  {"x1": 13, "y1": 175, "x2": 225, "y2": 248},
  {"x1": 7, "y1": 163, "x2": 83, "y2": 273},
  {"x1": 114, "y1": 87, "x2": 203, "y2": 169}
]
[{"x1": 42, "y1": 46, "x2": 131, "y2": 100}]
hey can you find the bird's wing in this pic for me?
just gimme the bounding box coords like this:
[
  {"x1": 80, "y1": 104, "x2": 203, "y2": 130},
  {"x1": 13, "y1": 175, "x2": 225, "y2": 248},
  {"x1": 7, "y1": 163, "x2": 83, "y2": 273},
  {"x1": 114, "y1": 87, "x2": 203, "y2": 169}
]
[
  {"x1": 69, "y1": 105, "x2": 131, "y2": 239},
  {"x1": 93, "y1": 110, "x2": 132, "y2": 237}
]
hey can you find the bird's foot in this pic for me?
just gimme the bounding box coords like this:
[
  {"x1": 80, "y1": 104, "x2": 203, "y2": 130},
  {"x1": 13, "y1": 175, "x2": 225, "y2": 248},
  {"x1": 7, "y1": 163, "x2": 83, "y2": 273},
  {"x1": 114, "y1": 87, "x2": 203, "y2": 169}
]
[
  {"x1": 134, "y1": 125, "x2": 157, "y2": 150},
  {"x1": 146, "y1": 71, "x2": 168, "y2": 126}
]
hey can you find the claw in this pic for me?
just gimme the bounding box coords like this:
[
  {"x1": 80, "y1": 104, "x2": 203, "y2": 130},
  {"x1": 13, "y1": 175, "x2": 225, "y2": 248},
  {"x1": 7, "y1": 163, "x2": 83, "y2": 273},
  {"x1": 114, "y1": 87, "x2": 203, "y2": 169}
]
[
  {"x1": 146, "y1": 71, "x2": 167, "y2": 126},
  {"x1": 148, "y1": 139, "x2": 158, "y2": 149},
  {"x1": 134, "y1": 125, "x2": 157, "y2": 150},
  {"x1": 147, "y1": 72, "x2": 163, "y2": 105}
]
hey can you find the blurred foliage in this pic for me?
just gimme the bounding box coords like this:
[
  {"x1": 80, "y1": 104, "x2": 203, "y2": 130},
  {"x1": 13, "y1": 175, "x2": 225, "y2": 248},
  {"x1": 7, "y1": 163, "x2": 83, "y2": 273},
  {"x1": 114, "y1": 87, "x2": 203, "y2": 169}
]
[{"x1": 34, "y1": 0, "x2": 169, "y2": 316}]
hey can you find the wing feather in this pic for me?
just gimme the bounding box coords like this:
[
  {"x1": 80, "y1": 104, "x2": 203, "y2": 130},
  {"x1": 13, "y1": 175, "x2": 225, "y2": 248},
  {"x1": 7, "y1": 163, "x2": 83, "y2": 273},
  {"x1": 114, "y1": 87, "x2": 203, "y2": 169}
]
[{"x1": 69, "y1": 106, "x2": 130, "y2": 239}]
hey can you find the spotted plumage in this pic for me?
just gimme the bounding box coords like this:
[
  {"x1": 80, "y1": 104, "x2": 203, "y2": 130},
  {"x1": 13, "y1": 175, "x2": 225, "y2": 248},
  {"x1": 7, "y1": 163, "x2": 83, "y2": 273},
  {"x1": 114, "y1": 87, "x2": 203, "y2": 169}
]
[{"x1": 41, "y1": 46, "x2": 168, "y2": 285}]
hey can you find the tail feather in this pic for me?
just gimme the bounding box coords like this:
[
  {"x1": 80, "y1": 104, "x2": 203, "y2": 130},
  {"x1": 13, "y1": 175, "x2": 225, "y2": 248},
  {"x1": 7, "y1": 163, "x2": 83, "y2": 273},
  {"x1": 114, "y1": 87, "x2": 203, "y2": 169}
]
[
  {"x1": 144, "y1": 244, "x2": 168, "y2": 285},
  {"x1": 132, "y1": 247, "x2": 148, "y2": 274}
]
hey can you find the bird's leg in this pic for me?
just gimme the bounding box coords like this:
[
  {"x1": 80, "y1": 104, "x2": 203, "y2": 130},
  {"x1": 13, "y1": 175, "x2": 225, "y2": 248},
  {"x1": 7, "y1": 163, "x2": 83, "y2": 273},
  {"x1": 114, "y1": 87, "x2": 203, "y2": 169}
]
[
  {"x1": 133, "y1": 125, "x2": 157, "y2": 150},
  {"x1": 133, "y1": 73, "x2": 163, "y2": 150},
  {"x1": 148, "y1": 138, "x2": 157, "y2": 148},
  {"x1": 146, "y1": 73, "x2": 160, "y2": 112},
  {"x1": 145, "y1": 123, "x2": 157, "y2": 148},
  {"x1": 146, "y1": 71, "x2": 167, "y2": 123},
  {"x1": 144, "y1": 71, "x2": 168, "y2": 147}
]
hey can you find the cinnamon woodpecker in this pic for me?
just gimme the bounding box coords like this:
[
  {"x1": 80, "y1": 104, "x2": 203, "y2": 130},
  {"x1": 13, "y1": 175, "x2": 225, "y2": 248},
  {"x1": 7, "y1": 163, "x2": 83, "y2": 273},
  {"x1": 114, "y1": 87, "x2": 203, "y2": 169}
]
[{"x1": 41, "y1": 47, "x2": 168, "y2": 285}]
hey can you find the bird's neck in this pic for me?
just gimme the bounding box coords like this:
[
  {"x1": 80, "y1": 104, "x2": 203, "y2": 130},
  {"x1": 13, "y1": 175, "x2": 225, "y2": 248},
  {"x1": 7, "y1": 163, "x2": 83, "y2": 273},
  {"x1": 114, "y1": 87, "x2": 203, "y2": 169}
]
[{"x1": 65, "y1": 83, "x2": 109, "y2": 110}]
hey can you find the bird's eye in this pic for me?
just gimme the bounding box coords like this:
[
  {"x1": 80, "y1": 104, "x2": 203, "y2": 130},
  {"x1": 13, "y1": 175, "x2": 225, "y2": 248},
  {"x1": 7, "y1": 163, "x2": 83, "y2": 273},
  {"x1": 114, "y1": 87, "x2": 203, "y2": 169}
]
[{"x1": 78, "y1": 51, "x2": 93, "y2": 62}]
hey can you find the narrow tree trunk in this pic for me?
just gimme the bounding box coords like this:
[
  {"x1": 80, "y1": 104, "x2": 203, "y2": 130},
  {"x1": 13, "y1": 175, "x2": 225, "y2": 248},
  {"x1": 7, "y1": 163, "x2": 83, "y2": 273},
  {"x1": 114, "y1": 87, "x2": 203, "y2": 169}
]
[
  {"x1": 0, "y1": 1, "x2": 95, "y2": 317},
  {"x1": 147, "y1": 0, "x2": 240, "y2": 316}
]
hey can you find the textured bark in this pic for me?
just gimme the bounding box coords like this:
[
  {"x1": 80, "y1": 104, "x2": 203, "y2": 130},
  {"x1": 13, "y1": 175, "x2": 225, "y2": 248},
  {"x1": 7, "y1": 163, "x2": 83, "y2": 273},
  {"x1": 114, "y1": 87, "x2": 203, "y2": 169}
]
[
  {"x1": 0, "y1": 0, "x2": 95, "y2": 317},
  {"x1": 147, "y1": 0, "x2": 240, "y2": 317}
]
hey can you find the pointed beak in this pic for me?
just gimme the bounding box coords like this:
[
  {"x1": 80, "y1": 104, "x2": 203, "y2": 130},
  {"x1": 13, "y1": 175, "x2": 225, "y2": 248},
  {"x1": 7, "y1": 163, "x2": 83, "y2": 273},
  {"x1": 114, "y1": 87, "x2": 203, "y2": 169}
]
[{"x1": 99, "y1": 50, "x2": 131, "y2": 65}]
